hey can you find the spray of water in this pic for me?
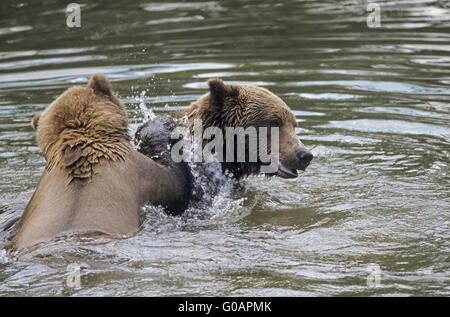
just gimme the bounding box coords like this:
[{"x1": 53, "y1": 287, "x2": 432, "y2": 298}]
[
  {"x1": 0, "y1": 249, "x2": 9, "y2": 263},
  {"x1": 139, "y1": 120, "x2": 253, "y2": 233},
  {"x1": 138, "y1": 90, "x2": 156, "y2": 121}
]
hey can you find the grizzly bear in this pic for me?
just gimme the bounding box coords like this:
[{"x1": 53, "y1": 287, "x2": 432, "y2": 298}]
[
  {"x1": 9, "y1": 74, "x2": 191, "y2": 252},
  {"x1": 176, "y1": 78, "x2": 313, "y2": 179}
]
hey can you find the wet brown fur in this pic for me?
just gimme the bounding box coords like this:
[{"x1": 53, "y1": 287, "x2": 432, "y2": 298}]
[
  {"x1": 35, "y1": 75, "x2": 131, "y2": 183},
  {"x1": 9, "y1": 74, "x2": 190, "y2": 252}
]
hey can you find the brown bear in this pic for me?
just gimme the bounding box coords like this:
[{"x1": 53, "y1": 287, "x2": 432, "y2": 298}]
[
  {"x1": 176, "y1": 78, "x2": 313, "y2": 179},
  {"x1": 9, "y1": 74, "x2": 191, "y2": 252}
]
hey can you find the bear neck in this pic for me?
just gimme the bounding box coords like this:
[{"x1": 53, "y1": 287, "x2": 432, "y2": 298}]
[{"x1": 46, "y1": 129, "x2": 132, "y2": 184}]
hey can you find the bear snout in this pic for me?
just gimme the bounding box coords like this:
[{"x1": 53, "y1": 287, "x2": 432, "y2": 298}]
[{"x1": 295, "y1": 148, "x2": 313, "y2": 170}]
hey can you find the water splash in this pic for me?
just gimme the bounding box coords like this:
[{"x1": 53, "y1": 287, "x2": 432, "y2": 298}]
[
  {"x1": 0, "y1": 249, "x2": 11, "y2": 263},
  {"x1": 310, "y1": 145, "x2": 333, "y2": 158},
  {"x1": 134, "y1": 112, "x2": 251, "y2": 232},
  {"x1": 140, "y1": 158, "x2": 247, "y2": 233},
  {"x1": 138, "y1": 90, "x2": 156, "y2": 121}
]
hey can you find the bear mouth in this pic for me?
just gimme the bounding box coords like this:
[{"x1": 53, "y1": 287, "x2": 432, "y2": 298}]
[{"x1": 277, "y1": 162, "x2": 299, "y2": 179}]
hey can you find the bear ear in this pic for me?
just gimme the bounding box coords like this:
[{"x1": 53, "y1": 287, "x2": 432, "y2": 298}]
[
  {"x1": 88, "y1": 73, "x2": 112, "y2": 96},
  {"x1": 31, "y1": 113, "x2": 41, "y2": 130},
  {"x1": 208, "y1": 78, "x2": 236, "y2": 107},
  {"x1": 61, "y1": 146, "x2": 83, "y2": 167}
]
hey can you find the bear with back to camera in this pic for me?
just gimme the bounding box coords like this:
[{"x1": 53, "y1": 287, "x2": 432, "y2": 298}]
[
  {"x1": 9, "y1": 74, "x2": 191, "y2": 252},
  {"x1": 176, "y1": 78, "x2": 313, "y2": 179}
]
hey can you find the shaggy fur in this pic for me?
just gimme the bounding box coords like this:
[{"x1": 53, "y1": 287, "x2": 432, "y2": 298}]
[{"x1": 35, "y1": 74, "x2": 131, "y2": 183}]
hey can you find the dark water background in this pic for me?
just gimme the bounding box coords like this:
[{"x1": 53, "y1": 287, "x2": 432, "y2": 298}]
[{"x1": 0, "y1": 0, "x2": 449, "y2": 296}]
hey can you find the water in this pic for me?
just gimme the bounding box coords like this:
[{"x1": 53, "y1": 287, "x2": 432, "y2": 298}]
[{"x1": 0, "y1": 0, "x2": 449, "y2": 296}]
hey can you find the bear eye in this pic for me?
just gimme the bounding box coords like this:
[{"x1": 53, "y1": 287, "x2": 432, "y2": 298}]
[{"x1": 270, "y1": 119, "x2": 281, "y2": 127}]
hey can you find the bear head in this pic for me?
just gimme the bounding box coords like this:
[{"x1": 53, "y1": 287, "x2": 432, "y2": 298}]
[
  {"x1": 176, "y1": 78, "x2": 313, "y2": 179},
  {"x1": 31, "y1": 74, "x2": 131, "y2": 182}
]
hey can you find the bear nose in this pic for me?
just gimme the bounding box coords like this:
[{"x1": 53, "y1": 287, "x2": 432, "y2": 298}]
[{"x1": 296, "y1": 148, "x2": 313, "y2": 170}]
